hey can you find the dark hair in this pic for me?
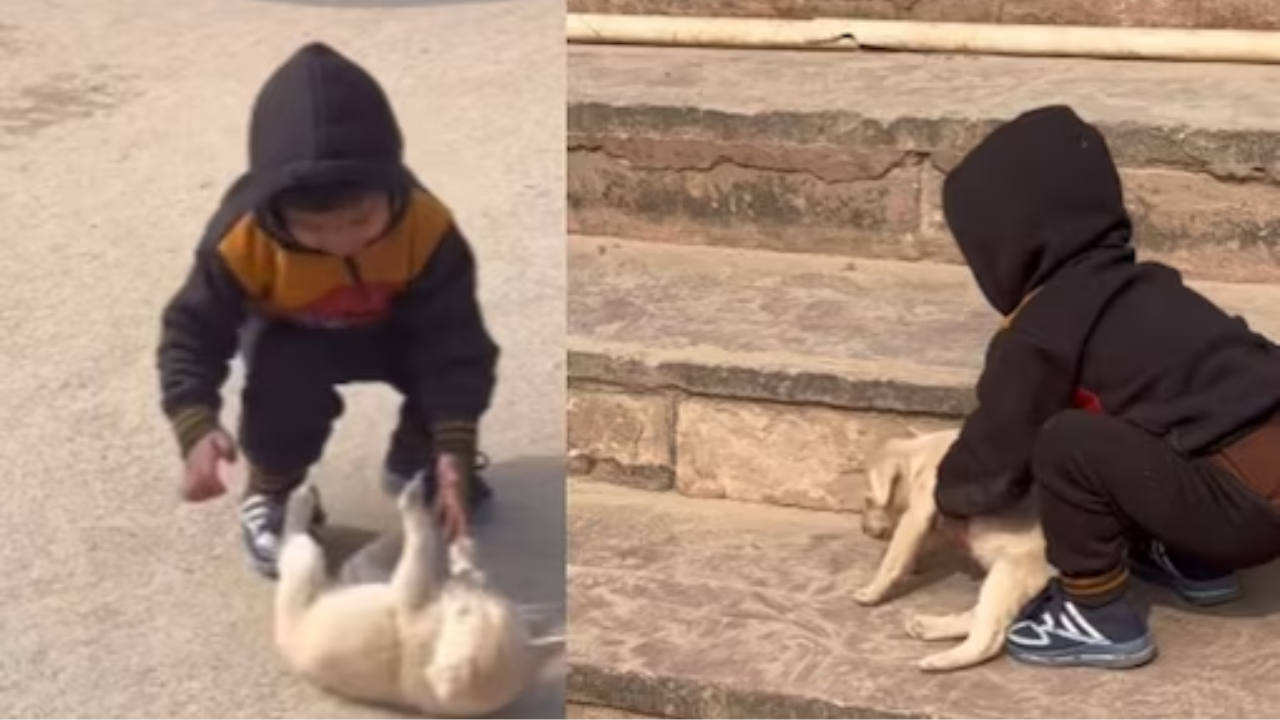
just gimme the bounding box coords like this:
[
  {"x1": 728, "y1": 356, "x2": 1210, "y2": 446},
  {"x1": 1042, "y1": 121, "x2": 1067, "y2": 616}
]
[{"x1": 272, "y1": 180, "x2": 385, "y2": 214}]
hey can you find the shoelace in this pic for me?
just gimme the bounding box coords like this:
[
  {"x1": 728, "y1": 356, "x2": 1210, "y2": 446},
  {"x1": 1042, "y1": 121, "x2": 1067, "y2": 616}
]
[{"x1": 240, "y1": 496, "x2": 281, "y2": 536}]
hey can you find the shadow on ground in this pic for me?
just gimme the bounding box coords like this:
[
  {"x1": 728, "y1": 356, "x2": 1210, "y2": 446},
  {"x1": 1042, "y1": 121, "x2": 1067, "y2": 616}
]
[
  {"x1": 315, "y1": 455, "x2": 566, "y2": 718},
  {"x1": 1141, "y1": 560, "x2": 1280, "y2": 619}
]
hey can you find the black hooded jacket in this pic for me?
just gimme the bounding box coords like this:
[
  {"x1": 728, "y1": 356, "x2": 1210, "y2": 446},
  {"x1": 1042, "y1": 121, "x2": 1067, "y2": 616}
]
[
  {"x1": 157, "y1": 43, "x2": 499, "y2": 460},
  {"x1": 935, "y1": 105, "x2": 1280, "y2": 518}
]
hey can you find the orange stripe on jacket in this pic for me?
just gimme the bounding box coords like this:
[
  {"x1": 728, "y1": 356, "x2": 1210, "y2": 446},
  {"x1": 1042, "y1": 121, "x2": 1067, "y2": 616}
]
[{"x1": 215, "y1": 189, "x2": 453, "y2": 326}]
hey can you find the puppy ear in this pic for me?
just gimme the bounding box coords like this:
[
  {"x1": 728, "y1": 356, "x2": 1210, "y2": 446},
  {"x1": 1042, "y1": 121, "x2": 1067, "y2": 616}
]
[{"x1": 865, "y1": 447, "x2": 904, "y2": 509}]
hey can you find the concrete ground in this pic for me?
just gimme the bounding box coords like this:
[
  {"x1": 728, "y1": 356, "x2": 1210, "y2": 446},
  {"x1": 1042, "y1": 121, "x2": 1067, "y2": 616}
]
[
  {"x1": 0, "y1": 0, "x2": 564, "y2": 717},
  {"x1": 570, "y1": 480, "x2": 1280, "y2": 719}
]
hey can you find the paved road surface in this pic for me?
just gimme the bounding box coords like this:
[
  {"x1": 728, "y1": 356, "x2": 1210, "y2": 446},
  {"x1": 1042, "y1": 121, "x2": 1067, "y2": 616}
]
[{"x1": 0, "y1": 0, "x2": 565, "y2": 716}]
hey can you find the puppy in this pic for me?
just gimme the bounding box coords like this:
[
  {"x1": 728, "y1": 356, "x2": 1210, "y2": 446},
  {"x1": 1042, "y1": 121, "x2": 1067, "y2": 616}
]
[
  {"x1": 853, "y1": 428, "x2": 1055, "y2": 672},
  {"x1": 274, "y1": 478, "x2": 563, "y2": 716}
]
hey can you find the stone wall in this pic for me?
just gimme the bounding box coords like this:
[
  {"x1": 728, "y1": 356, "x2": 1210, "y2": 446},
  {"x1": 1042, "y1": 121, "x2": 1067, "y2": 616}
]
[
  {"x1": 568, "y1": 0, "x2": 1280, "y2": 30},
  {"x1": 569, "y1": 105, "x2": 1280, "y2": 285},
  {"x1": 567, "y1": 382, "x2": 957, "y2": 512}
]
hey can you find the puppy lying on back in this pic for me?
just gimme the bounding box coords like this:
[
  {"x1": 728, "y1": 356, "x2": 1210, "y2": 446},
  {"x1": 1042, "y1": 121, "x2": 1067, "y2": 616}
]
[
  {"x1": 854, "y1": 428, "x2": 1055, "y2": 672},
  {"x1": 274, "y1": 478, "x2": 563, "y2": 716}
]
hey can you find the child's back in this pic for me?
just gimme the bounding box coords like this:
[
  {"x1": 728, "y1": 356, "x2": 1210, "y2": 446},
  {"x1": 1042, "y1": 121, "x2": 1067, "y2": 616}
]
[
  {"x1": 936, "y1": 104, "x2": 1280, "y2": 517},
  {"x1": 934, "y1": 104, "x2": 1280, "y2": 670}
]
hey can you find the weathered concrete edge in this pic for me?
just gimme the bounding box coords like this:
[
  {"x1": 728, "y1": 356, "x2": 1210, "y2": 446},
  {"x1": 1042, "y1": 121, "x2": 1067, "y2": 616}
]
[
  {"x1": 568, "y1": 661, "x2": 931, "y2": 719},
  {"x1": 568, "y1": 103, "x2": 1280, "y2": 183},
  {"x1": 567, "y1": 340, "x2": 976, "y2": 418}
]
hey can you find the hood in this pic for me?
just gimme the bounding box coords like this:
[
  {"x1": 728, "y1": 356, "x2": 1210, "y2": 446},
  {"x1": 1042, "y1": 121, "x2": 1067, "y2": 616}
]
[
  {"x1": 941, "y1": 105, "x2": 1134, "y2": 315},
  {"x1": 238, "y1": 42, "x2": 409, "y2": 212}
]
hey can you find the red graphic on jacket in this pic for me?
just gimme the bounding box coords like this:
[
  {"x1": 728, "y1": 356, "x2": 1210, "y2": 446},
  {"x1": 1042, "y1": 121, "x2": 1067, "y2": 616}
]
[
  {"x1": 285, "y1": 282, "x2": 401, "y2": 328},
  {"x1": 1073, "y1": 387, "x2": 1105, "y2": 414}
]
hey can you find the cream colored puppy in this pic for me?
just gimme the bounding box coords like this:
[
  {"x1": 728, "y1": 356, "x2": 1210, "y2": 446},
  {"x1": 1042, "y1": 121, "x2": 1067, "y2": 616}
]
[
  {"x1": 853, "y1": 428, "x2": 1055, "y2": 672},
  {"x1": 274, "y1": 478, "x2": 563, "y2": 716}
]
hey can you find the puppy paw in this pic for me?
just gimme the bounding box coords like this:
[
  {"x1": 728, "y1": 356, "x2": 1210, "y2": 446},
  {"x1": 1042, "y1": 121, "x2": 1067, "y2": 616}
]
[
  {"x1": 853, "y1": 584, "x2": 889, "y2": 606},
  {"x1": 917, "y1": 652, "x2": 967, "y2": 673},
  {"x1": 860, "y1": 510, "x2": 893, "y2": 540},
  {"x1": 916, "y1": 642, "x2": 997, "y2": 673},
  {"x1": 904, "y1": 613, "x2": 970, "y2": 642}
]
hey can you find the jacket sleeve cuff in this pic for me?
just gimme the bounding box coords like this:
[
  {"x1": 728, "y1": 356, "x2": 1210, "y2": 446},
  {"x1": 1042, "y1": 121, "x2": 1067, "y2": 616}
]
[
  {"x1": 167, "y1": 405, "x2": 220, "y2": 458},
  {"x1": 432, "y1": 419, "x2": 478, "y2": 466}
]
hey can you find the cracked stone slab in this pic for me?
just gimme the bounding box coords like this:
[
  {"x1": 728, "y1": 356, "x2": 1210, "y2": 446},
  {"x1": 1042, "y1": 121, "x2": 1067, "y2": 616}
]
[
  {"x1": 567, "y1": 235, "x2": 1280, "y2": 414},
  {"x1": 568, "y1": 479, "x2": 1280, "y2": 719},
  {"x1": 569, "y1": 46, "x2": 1280, "y2": 174},
  {"x1": 568, "y1": 46, "x2": 1280, "y2": 282}
]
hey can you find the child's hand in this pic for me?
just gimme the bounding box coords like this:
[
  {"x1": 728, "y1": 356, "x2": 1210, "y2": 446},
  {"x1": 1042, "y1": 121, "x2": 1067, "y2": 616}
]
[
  {"x1": 435, "y1": 453, "x2": 470, "y2": 541},
  {"x1": 182, "y1": 429, "x2": 237, "y2": 503}
]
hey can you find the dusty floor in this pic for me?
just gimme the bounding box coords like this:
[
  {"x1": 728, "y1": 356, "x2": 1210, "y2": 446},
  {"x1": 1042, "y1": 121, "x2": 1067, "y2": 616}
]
[
  {"x1": 570, "y1": 480, "x2": 1280, "y2": 719},
  {"x1": 0, "y1": 0, "x2": 565, "y2": 716}
]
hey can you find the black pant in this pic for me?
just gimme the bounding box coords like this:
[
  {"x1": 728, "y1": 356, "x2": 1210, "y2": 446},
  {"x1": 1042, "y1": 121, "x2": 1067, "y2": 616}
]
[
  {"x1": 238, "y1": 319, "x2": 428, "y2": 477},
  {"x1": 1033, "y1": 410, "x2": 1280, "y2": 577}
]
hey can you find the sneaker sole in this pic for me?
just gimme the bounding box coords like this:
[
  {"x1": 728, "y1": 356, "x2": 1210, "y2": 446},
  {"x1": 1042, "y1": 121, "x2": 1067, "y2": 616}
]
[
  {"x1": 1007, "y1": 637, "x2": 1158, "y2": 670},
  {"x1": 1130, "y1": 562, "x2": 1243, "y2": 607}
]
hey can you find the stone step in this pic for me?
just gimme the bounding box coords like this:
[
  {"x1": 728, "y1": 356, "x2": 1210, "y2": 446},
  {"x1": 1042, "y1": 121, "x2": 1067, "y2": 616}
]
[
  {"x1": 569, "y1": 44, "x2": 1280, "y2": 284},
  {"x1": 567, "y1": 0, "x2": 1280, "y2": 30},
  {"x1": 566, "y1": 234, "x2": 1280, "y2": 511},
  {"x1": 569, "y1": 479, "x2": 1280, "y2": 719}
]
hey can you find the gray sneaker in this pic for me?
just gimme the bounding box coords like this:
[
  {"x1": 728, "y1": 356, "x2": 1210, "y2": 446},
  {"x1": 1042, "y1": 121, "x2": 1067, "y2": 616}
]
[
  {"x1": 1128, "y1": 539, "x2": 1242, "y2": 607},
  {"x1": 238, "y1": 490, "x2": 325, "y2": 580}
]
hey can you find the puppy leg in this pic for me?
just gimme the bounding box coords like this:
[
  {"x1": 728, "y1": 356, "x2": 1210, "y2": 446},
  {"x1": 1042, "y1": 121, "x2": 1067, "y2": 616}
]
[
  {"x1": 282, "y1": 483, "x2": 321, "y2": 538},
  {"x1": 391, "y1": 477, "x2": 442, "y2": 614},
  {"x1": 916, "y1": 559, "x2": 1048, "y2": 672},
  {"x1": 905, "y1": 610, "x2": 974, "y2": 642},
  {"x1": 854, "y1": 503, "x2": 935, "y2": 606},
  {"x1": 275, "y1": 487, "x2": 328, "y2": 639}
]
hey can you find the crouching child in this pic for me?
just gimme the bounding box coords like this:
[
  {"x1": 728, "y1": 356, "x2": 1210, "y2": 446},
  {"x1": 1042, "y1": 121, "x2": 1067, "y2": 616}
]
[
  {"x1": 157, "y1": 42, "x2": 500, "y2": 579},
  {"x1": 933, "y1": 104, "x2": 1280, "y2": 669}
]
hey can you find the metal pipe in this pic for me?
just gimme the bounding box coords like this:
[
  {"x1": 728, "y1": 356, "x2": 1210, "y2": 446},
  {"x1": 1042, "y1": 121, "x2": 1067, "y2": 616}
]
[{"x1": 567, "y1": 13, "x2": 1280, "y2": 64}]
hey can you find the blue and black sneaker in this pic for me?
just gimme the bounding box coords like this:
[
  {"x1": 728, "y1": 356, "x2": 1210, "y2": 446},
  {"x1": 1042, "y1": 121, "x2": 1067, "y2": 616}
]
[
  {"x1": 1005, "y1": 580, "x2": 1156, "y2": 669},
  {"x1": 238, "y1": 490, "x2": 325, "y2": 580},
  {"x1": 381, "y1": 436, "x2": 494, "y2": 510},
  {"x1": 1128, "y1": 539, "x2": 1242, "y2": 607}
]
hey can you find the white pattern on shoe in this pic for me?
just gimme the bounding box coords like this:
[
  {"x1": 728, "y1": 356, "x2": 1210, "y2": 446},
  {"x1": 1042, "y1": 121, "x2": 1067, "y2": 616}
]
[
  {"x1": 1150, "y1": 541, "x2": 1182, "y2": 576},
  {"x1": 1008, "y1": 600, "x2": 1110, "y2": 647},
  {"x1": 240, "y1": 495, "x2": 282, "y2": 559}
]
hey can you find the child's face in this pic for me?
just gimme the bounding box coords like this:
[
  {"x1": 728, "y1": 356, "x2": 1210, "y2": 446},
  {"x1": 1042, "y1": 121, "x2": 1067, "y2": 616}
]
[{"x1": 282, "y1": 193, "x2": 391, "y2": 256}]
